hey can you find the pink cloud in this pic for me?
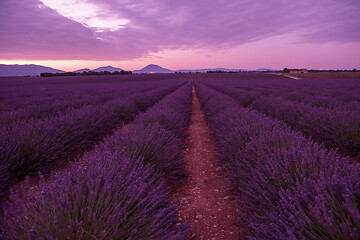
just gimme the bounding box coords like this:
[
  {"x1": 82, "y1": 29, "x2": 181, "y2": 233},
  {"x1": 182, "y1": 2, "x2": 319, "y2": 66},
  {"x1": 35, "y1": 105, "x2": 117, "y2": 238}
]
[{"x1": 0, "y1": 0, "x2": 359, "y2": 61}]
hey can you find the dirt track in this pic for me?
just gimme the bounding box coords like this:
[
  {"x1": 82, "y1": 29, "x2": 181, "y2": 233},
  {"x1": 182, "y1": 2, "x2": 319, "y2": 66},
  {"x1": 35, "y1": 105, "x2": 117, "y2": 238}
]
[{"x1": 172, "y1": 85, "x2": 241, "y2": 240}]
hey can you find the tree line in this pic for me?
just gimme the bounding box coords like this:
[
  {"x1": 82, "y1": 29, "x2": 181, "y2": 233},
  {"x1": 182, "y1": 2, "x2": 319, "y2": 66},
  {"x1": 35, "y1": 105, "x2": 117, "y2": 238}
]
[{"x1": 40, "y1": 70, "x2": 132, "y2": 77}]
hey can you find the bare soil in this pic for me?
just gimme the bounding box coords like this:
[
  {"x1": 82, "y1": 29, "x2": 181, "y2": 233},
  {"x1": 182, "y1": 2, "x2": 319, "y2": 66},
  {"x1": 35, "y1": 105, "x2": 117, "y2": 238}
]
[
  {"x1": 276, "y1": 72, "x2": 360, "y2": 79},
  {"x1": 172, "y1": 85, "x2": 241, "y2": 240}
]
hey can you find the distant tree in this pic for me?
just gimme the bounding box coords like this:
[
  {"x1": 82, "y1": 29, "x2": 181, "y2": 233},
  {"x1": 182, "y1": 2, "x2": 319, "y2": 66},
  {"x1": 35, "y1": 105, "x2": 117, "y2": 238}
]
[
  {"x1": 121, "y1": 70, "x2": 132, "y2": 75},
  {"x1": 40, "y1": 70, "x2": 131, "y2": 77},
  {"x1": 283, "y1": 67, "x2": 290, "y2": 73},
  {"x1": 40, "y1": 72, "x2": 53, "y2": 77},
  {"x1": 353, "y1": 68, "x2": 357, "y2": 72}
]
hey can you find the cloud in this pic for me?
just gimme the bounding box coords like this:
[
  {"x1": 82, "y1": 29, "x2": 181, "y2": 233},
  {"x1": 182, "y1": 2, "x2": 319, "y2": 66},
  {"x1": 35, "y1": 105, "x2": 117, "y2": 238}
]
[
  {"x1": 39, "y1": 0, "x2": 129, "y2": 31},
  {"x1": 0, "y1": 0, "x2": 359, "y2": 61}
]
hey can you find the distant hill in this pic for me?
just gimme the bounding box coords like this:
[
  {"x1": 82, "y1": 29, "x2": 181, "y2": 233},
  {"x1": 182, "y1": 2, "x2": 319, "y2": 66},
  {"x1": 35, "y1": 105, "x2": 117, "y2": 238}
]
[
  {"x1": 73, "y1": 68, "x2": 91, "y2": 73},
  {"x1": 0, "y1": 64, "x2": 65, "y2": 77},
  {"x1": 0, "y1": 63, "x2": 280, "y2": 77},
  {"x1": 134, "y1": 64, "x2": 174, "y2": 73},
  {"x1": 73, "y1": 66, "x2": 123, "y2": 73},
  {"x1": 176, "y1": 67, "x2": 244, "y2": 73},
  {"x1": 254, "y1": 68, "x2": 279, "y2": 72},
  {"x1": 92, "y1": 66, "x2": 123, "y2": 72},
  {"x1": 176, "y1": 68, "x2": 280, "y2": 72}
]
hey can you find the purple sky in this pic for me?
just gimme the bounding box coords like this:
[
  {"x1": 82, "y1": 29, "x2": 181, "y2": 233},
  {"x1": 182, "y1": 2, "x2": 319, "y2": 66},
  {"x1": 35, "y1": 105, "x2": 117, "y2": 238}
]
[{"x1": 1, "y1": 0, "x2": 359, "y2": 70}]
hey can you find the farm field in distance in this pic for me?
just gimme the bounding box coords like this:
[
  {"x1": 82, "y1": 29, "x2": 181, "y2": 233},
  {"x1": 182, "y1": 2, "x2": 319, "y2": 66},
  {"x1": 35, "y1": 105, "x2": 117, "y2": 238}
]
[
  {"x1": 0, "y1": 73, "x2": 359, "y2": 239},
  {"x1": 280, "y1": 71, "x2": 360, "y2": 80}
]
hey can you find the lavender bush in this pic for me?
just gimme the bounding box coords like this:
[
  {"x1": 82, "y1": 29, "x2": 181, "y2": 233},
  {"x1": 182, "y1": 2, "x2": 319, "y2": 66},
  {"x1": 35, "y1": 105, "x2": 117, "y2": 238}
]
[
  {"x1": 0, "y1": 92, "x2": 113, "y2": 125},
  {"x1": 250, "y1": 95, "x2": 306, "y2": 126},
  {"x1": 203, "y1": 80, "x2": 360, "y2": 157},
  {"x1": 135, "y1": 82, "x2": 192, "y2": 141},
  {"x1": 195, "y1": 82, "x2": 360, "y2": 239},
  {"x1": 0, "y1": 82, "x2": 182, "y2": 204},
  {"x1": 0, "y1": 77, "x2": 186, "y2": 126},
  {"x1": 0, "y1": 74, "x2": 189, "y2": 114},
  {"x1": 250, "y1": 96, "x2": 360, "y2": 157},
  {"x1": 1, "y1": 152, "x2": 187, "y2": 240},
  {"x1": 106, "y1": 123, "x2": 188, "y2": 185},
  {"x1": 100, "y1": 83, "x2": 192, "y2": 185},
  {"x1": 298, "y1": 105, "x2": 360, "y2": 157},
  {"x1": 1, "y1": 79, "x2": 192, "y2": 239}
]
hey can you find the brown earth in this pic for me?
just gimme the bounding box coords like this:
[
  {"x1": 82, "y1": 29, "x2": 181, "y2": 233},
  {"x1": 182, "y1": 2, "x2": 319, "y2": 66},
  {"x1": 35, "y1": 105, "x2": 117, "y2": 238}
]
[
  {"x1": 172, "y1": 85, "x2": 242, "y2": 240},
  {"x1": 276, "y1": 72, "x2": 360, "y2": 79}
]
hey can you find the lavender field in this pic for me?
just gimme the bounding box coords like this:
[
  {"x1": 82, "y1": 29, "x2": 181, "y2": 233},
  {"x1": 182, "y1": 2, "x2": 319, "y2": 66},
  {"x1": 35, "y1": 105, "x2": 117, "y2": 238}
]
[{"x1": 0, "y1": 73, "x2": 359, "y2": 239}]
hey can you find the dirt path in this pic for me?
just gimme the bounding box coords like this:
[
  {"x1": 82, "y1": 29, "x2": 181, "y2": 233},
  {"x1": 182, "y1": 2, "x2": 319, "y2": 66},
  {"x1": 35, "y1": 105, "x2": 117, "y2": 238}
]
[
  {"x1": 272, "y1": 73, "x2": 302, "y2": 80},
  {"x1": 173, "y1": 85, "x2": 241, "y2": 240}
]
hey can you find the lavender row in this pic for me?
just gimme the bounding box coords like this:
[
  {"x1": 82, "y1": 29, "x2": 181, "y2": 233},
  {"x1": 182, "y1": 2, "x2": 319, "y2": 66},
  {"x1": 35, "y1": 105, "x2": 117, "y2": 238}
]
[
  {"x1": 251, "y1": 95, "x2": 360, "y2": 157},
  {"x1": 203, "y1": 81, "x2": 360, "y2": 157},
  {"x1": 0, "y1": 74, "x2": 193, "y2": 113},
  {"x1": 1, "y1": 146, "x2": 187, "y2": 239},
  {"x1": 0, "y1": 82, "x2": 163, "y2": 125},
  {"x1": 203, "y1": 78, "x2": 360, "y2": 108},
  {"x1": 102, "y1": 81, "x2": 192, "y2": 184},
  {"x1": 0, "y1": 82, "x2": 184, "y2": 204},
  {"x1": 1, "y1": 82, "x2": 192, "y2": 239},
  {"x1": 0, "y1": 83, "x2": 119, "y2": 113},
  {"x1": 195, "y1": 82, "x2": 360, "y2": 239},
  {"x1": 227, "y1": 78, "x2": 360, "y2": 107}
]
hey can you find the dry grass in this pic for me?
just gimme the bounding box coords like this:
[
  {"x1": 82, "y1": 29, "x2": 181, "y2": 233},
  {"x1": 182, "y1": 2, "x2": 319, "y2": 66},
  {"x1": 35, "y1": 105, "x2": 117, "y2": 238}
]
[{"x1": 284, "y1": 72, "x2": 360, "y2": 79}]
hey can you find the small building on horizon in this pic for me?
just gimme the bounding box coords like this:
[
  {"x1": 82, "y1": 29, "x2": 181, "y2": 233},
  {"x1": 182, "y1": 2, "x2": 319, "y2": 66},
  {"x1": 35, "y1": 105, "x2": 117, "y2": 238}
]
[{"x1": 289, "y1": 69, "x2": 308, "y2": 73}]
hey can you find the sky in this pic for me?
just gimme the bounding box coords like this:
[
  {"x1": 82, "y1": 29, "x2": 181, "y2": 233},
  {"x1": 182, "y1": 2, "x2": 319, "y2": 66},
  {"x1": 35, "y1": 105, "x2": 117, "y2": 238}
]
[{"x1": 0, "y1": 0, "x2": 359, "y2": 71}]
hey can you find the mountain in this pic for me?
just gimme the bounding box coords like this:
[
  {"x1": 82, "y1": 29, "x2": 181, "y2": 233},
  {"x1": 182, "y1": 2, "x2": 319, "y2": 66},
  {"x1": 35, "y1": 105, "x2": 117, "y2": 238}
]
[
  {"x1": 176, "y1": 67, "x2": 244, "y2": 73},
  {"x1": 254, "y1": 68, "x2": 279, "y2": 72},
  {"x1": 92, "y1": 66, "x2": 123, "y2": 72},
  {"x1": 133, "y1": 64, "x2": 174, "y2": 73},
  {"x1": 0, "y1": 63, "x2": 279, "y2": 77},
  {"x1": 73, "y1": 66, "x2": 123, "y2": 73},
  {"x1": 176, "y1": 67, "x2": 280, "y2": 72},
  {"x1": 0, "y1": 64, "x2": 65, "y2": 77},
  {"x1": 73, "y1": 68, "x2": 91, "y2": 73}
]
